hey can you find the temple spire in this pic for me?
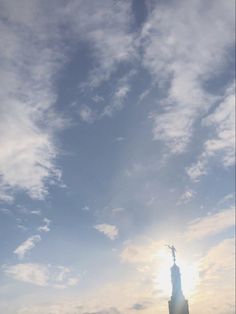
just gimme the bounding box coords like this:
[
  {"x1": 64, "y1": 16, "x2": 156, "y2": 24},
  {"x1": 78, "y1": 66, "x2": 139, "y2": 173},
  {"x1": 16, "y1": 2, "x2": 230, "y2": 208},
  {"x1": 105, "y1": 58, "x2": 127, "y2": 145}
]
[{"x1": 166, "y1": 245, "x2": 190, "y2": 314}]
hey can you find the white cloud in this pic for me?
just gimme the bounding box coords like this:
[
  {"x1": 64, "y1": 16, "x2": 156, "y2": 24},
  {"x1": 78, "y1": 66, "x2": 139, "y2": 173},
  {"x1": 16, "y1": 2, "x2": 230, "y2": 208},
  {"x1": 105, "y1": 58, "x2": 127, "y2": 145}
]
[
  {"x1": 82, "y1": 205, "x2": 90, "y2": 211},
  {"x1": 19, "y1": 304, "x2": 121, "y2": 314},
  {"x1": 192, "y1": 238, "x2": 235, "y2": 314},
  {"x1": 64, "y1": 0, "x2": 135, "y2": 87},
  {"x1": 0, "y1": 1, "x2": 136, "y2": 202},
  {"x1": 30, "y1": 209, "x2": 41, "y2": 216},
  {"x1": 186, "y1": 156, "x2": 208, "y2": 182},
  {"x1": 0, "y1": 1, "x2": 66, "y2": 202},
  {"x1": 187, "y1": 82, "x2": 235, "y2": 181},
  {"x1": 38, "y1": 218, "x2": 51, "y2": 233},
  {"x1": 3, "y1": 263, "x2": 80, "y2": 289},
  {"x1": 141, "y1": 0, "x2": 235, "y2": 153},
  {"x1": 112, "y1": 207, "x2": 125, "y2": 213},
  {"x1": 115, "y1": 137, "x2": 125, "y2": 142},
  {"x1": 0, "y1": 188, "x2": 14, "y2": 203},
  {"x1": 102, "y1": 70, "x2": 134, "y2": 116},
  {"x1": 218, "y1": 193, "x2": 235, "y2": 206},
  {"x1": 186, "y1": 207, "x2": 235, "y2": 241},
  {"x1": 94, "y1": 224, "x2": 119, "y2": 240},
  {"x1": 0, "y1": 207, "x2": 12, "y2": 215},
  {"x1": 66, "y1": 277, "x2": 80, "y2": 287},
  {"x1": 79, "y1": 105, "x2": 96, "y2": 124},
  {"x1": 14, "y1": 235, "x2": 41, "y2": 259},
  {"x1": 203, "y1": 83, "x2": 235, "y2": 166},
  {"x1": 3, "y1": 263, "x2": 49, "y2": 286},
  {"x1": 120, "y1": 239, "x2": 163, "y2": 265},
  {"x1": 177, "y1": 189, "x2": 196, "y2": 205},
  {"x1": 92, "y1": 95, "x2": 104, "y2": 103},
  {"x1": 55, "y1": 266, "x2": 71, "y2": 283}
]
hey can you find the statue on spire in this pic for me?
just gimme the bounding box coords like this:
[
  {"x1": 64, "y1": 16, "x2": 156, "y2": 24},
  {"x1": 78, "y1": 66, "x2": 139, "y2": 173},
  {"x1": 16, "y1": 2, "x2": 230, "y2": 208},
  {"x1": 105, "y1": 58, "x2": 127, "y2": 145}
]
[
  {"x1": 165, "y1": 245, "x2": 190, "y2": 314},
  {"x1": 166, "y1": 245, "x2": 177, "y2": 263}
]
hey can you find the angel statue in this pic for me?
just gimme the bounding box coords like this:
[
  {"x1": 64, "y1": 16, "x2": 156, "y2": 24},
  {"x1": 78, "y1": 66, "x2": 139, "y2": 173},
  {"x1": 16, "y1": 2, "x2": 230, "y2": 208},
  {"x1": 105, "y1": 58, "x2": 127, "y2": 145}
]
[{"x1": 166, "y1": 245, "x2": 177, "y2": 263}]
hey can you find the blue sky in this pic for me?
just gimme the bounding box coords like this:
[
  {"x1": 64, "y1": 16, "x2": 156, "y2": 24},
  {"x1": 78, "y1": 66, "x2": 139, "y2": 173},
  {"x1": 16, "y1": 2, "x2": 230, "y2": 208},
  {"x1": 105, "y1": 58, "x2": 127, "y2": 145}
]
[{"x1": 0, "y1": 0, "x2": 235, "y2": 313}]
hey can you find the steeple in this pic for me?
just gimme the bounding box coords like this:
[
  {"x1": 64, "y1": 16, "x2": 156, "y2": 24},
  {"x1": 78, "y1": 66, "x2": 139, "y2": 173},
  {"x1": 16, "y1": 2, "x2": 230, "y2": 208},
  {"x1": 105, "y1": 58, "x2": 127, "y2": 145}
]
[{"x1": 166, "y1": 246, "x2": 190, "y2": 314}]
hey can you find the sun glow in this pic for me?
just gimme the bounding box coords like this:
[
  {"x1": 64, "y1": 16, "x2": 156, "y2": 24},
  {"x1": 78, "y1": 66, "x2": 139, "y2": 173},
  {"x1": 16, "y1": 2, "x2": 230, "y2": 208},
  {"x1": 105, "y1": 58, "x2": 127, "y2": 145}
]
[{"x1": 154, "y1": 249, "x2": 199, "y2": 298}]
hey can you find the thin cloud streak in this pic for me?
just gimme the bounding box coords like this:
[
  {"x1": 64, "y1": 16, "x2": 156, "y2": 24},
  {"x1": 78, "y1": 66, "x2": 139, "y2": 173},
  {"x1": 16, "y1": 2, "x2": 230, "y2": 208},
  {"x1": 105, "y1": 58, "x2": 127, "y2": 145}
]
[
  {"x1": 186, "y1": 207, "x2": 235, "y2": 241},
  {"x1": 14, "y1": 235, "x2": 41, "y2": 259}
]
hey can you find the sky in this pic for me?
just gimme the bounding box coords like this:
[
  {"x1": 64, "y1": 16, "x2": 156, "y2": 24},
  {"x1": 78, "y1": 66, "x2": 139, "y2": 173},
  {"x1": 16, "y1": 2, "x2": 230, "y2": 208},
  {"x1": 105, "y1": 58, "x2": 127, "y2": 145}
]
[{"x1": 0, "y1": 0, "x2": 235, "y2": 313}]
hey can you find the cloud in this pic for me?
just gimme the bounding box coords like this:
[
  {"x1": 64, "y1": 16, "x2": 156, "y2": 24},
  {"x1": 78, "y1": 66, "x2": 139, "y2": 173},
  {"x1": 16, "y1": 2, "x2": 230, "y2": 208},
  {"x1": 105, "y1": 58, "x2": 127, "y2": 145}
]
[
  {"x1": 177, "y1": 189, "x2": 196, "y2": 205},
  {"x1": 82, "y1": 205, "x2": 90, "y2": 211},
  {"x1": 0, "y1": 0, "x2": 135, "y2": 202},
  {"x1": 92, "y1": 95, "x2": 104, "y2": 103},
  {"x1": 102, "y1": 70, "x2": 135, "y2": 116},
  {"x1": 141, "y1": 0, "x2": 235, "y2": 153},
  {"x1": 3, "y1": 263, "x2": 48, "y2": 286},
  {"x1": 187, "y1": 82, "x2": 235, "y2": 181},
  {"x1": 218, "y1": 193, "x2": 235, "y2": 206},
  {"x1": 0, "y1": 189, "x2": 14, "y2": 203},
  {"x1": 115, "y1": 137, "x2": 125, "y2": 142},
  {"x1": 186, "y1": 207, "x2": 235, "y2": 241},
  {"x1": 0, "y1": 1, "x2": 66, "y2": 202},
  {"x1": 192, "y1": 238, "x2": 235, "y2": 314},
  {"x1": 18, "y1": 305, "x2": 121, "y2": 314},
  {"x1": 131, "y1": 302, "x2": 150, "y2": 311},
  {"x1": 94, "y1": 224, "x2": 119, "y2": 240},
  {"x1": 79, "y1": 105, "x2": 97, "y2": 124},
  {"x1": 186, "y1": 157, "x2": 208, "y2": 182},
  {"x1": 203, "y1": 82, "x2": 235, "y2": 166},
  {"x1": 0, "y1": 207, "x2": 12, "y2": 215},
  {"x1": 82, "y1": 309, "x2": 121, "y2": 314},
  {"x1": 120, "y1": 239, "x2": 162, "y2": 264},
  {"x1": 64, "y1": 0, "x2": 135, "y2": 87},
  {"x1": 111, "y1": 207, "x2": 125, "y2": 213},
  {"x1": 3, "y1": 263, "x2": 80, "y2": 288},
  {"x1": 102, "y1": 84, "x2": 130, "y2": 116},
  {"x1": 30, "y1": 209, "x2": 41, "y2": 216},
  {"x1": 55, "y1": 266, "x2": 71, "y2": 282},
  {"x1": 14, "y1": 235, "x2": 41, "y2": 259},
  {"x1": 38, "y1": 218, "x2": 51, "y2": 233}
]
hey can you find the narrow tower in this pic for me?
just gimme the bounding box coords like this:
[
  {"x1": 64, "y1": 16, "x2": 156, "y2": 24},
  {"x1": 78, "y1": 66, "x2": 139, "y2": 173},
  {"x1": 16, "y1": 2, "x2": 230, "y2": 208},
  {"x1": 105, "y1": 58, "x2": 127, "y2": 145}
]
[{"x1": 166, "y1": 245, "x2": 189, "y2": 314}]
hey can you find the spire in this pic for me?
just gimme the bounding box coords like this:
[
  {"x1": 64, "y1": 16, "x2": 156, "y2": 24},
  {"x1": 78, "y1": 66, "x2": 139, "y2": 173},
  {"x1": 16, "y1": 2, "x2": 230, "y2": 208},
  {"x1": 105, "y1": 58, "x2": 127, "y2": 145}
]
[
  {"x1": 170, "y1": 263, "x2": 184, "y2": 299},
  {"x1": 166, "y1": 246, "x2": 190, "y2": 314}
]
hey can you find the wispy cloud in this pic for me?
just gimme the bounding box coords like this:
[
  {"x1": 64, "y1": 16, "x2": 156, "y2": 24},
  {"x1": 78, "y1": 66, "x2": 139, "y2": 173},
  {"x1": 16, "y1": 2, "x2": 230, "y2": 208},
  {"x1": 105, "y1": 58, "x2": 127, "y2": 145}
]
[
  {"x1": 94, "y1": 224, "x2": 119, "y2": 240},
  {"x1": 177, "y1": 189, "x2": 196, "y2": 205},
  {"x1": 0, "y1": 0, "x2": 135, "y2": 202},
  {"x1": 30, "y1": 209, "x2": 41, "y2": 216},
  {"x1": 187, "y1": 82, "x2": 235, "y2": 181},
  {"x1": 82, "y1": 205, "x2": 90, "y2": 211},
  {"x1": 14, "y1": 235, "x2": 41, "y2": 259},
  {"x1": 3, "y1": 263, "x2": 80, "y2": 288},
  {"x1": 65, "y1": 0, "x2": 135, "y2": 87},
  {"x1": 38, "y1": 218, "x2": 51, "y2": 233},
  {"x1": 186, "y1": 207, "x2": 235, "y2": 241},
  {"x1": 0, "y1": 1, "x2": 66, "y2": 201},
  {"x1": 79, "y1": 105, "x2": 97, "y2": 124},
  {"x1": 218, "y1": 193, "x2": 235, "y2": 206},
  {"x1": 3, "y1": 263, "x2": 48, "y2": 286},
  {"x1": 18, "y1": 304, "x2": 121, "y2": 314},
  {"x1": 120, "y1": 239, "x2": 162, "y2": 265},
  {"x1": 193, "y1": 238, "x2": 235, "y2": 314},
  {"x1": 141, "y1": 0, "x2": 234, "y2": 153},
  {"x1": 111, "y1": 207, "x2": 125, "y2": 214}
]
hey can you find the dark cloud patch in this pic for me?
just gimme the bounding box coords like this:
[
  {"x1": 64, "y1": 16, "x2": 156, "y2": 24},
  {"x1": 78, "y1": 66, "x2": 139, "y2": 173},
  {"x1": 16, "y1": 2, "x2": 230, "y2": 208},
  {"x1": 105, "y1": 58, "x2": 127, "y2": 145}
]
[
  {"x1": 83, "y1": 308, "x2": 121, "y2": 314},
  {"x1": 131, "y1": 301, "x2": 152, "y2": 311}
]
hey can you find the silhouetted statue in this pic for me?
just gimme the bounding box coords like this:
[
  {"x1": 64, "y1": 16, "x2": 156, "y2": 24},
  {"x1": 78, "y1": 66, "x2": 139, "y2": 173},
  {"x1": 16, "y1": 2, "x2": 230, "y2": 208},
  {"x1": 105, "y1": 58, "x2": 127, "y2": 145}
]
[{"x1": 166, "y1": 245, "x2": 177, "y2": 263}]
